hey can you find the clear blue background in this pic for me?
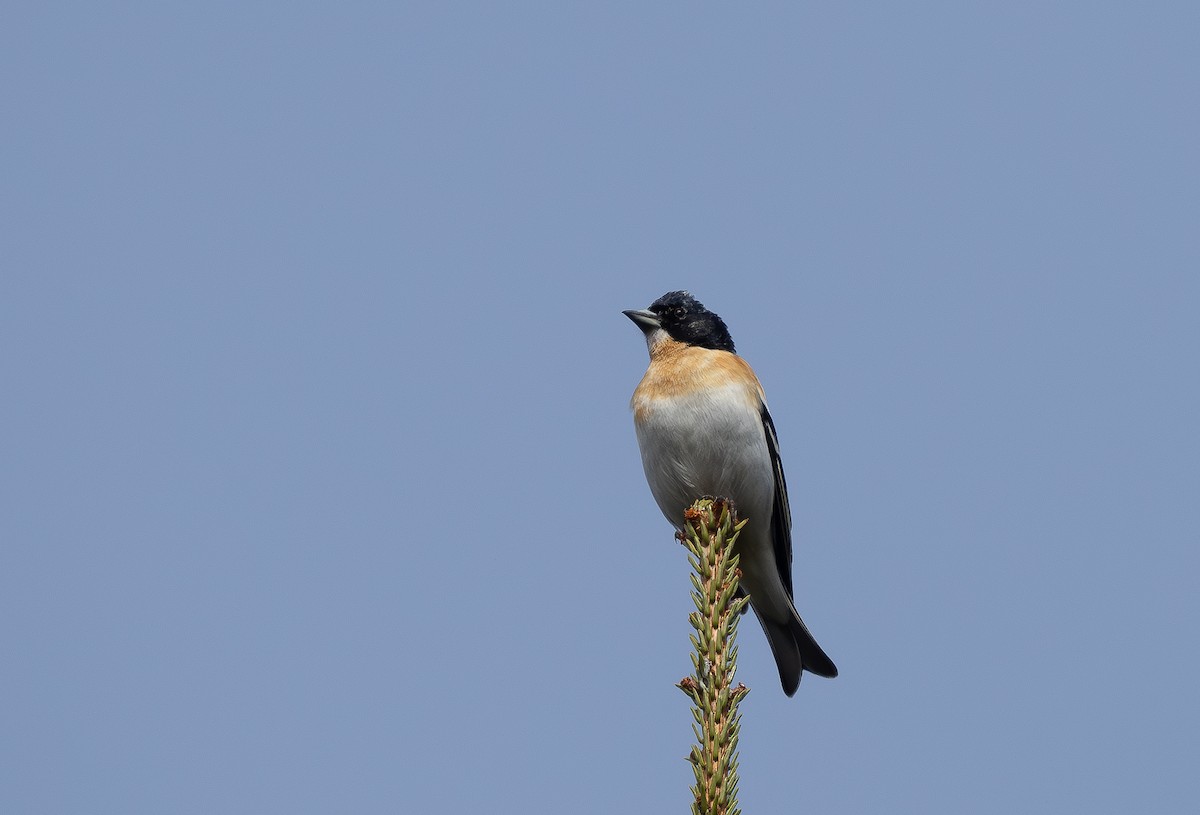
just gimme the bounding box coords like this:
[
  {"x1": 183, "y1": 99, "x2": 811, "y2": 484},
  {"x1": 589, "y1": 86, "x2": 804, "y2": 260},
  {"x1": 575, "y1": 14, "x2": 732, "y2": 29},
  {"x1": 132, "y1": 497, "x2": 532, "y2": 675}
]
[{"x1": 4, "y1": 4, "x2": 1197, "y2": 813}]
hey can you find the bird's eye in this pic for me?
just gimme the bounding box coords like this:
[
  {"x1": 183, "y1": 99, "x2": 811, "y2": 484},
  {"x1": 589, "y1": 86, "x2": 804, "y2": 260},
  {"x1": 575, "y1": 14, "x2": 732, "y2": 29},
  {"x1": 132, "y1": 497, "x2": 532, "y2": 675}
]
[{"x1": 673, "y1": 306, "x2": 687, "y2": 319}]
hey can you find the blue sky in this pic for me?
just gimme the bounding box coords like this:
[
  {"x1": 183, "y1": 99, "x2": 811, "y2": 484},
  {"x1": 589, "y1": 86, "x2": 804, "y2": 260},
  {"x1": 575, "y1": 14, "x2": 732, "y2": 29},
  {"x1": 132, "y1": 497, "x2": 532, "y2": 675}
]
[{"x1": 3, "y1": 4, "x2": 1197, "y2": 813}]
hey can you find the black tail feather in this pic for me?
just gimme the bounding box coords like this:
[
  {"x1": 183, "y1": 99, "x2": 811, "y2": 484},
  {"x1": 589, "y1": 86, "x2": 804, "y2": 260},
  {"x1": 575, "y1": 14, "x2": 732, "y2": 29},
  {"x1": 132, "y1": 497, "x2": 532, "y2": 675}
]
[{"x1": 756, "y1": 608, "x2": 837, "y2": 696}]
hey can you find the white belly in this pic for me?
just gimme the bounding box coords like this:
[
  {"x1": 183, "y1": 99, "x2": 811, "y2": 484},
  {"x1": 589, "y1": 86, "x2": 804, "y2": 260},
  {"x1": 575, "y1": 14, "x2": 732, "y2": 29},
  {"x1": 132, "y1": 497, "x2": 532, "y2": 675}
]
[{"x1": 634, "y1": 385, "x2": 775, "y2": 529}]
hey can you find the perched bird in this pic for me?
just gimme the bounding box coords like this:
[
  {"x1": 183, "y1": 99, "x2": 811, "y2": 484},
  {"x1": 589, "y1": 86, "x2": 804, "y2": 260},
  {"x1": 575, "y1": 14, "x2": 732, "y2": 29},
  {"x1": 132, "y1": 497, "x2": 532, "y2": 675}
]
[{"x1": 624, "y1": 291, "x2": 837, "y2": 695}]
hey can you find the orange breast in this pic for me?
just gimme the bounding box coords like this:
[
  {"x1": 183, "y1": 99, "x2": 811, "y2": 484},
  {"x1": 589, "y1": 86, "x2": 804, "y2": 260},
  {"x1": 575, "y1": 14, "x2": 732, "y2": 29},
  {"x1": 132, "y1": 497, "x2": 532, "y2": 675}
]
[{"x1": 631, "y1": 339, "x2": 764, "y2": 422}]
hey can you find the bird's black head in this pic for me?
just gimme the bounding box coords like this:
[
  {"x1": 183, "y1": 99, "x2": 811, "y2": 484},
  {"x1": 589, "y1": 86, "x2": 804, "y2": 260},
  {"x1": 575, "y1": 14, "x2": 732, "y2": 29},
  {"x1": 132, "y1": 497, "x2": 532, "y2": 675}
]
[{"x1": 630, "y1": 290, "x2": 735, "y2": 353}]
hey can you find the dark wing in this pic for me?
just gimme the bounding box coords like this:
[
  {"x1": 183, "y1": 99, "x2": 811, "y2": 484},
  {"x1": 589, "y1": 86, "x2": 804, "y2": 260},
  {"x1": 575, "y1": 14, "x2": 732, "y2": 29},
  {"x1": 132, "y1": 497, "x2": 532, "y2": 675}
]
[{"x1": 760, "y1": 403, "x2": 794, "y2": 599}]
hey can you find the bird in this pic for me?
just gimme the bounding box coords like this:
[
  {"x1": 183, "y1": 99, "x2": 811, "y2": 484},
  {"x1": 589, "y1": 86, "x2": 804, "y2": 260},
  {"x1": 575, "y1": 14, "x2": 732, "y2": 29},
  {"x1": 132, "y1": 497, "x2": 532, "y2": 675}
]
[{"x1": 623, "y1": 290, "x2": 837, "y2": 696}]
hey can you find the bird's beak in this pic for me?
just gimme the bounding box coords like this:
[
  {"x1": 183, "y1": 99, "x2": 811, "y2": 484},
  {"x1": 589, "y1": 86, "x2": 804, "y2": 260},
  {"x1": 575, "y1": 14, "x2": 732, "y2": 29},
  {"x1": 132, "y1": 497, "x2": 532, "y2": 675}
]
[{"x1": 623, "y1": 308, "x2": 660, "y2": 334}]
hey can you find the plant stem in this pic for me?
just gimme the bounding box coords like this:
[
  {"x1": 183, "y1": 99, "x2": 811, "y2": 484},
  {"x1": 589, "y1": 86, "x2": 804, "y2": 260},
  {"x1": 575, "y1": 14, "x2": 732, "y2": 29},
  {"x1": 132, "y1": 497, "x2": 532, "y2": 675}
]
[{"x1": 677, "y1": 498, "x2": 750, "y2": 815}]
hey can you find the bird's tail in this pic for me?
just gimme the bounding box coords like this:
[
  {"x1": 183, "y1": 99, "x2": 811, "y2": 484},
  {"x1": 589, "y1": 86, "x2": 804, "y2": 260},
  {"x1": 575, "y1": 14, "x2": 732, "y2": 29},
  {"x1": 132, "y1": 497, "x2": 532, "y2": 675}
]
[{"x1": 757, "y1": 607, "x2": 838, "y2": 696}]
